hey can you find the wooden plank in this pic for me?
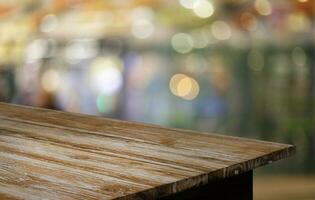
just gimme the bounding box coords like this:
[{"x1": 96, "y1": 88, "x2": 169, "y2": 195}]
[{"x1": 0, "y1": 103, "x2": 295, "y2": 200}]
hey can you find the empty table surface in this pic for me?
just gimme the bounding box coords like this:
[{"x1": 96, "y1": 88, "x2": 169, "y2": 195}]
[{"x1": 0, "y1": 103, "x2": 295, "y2": 200}]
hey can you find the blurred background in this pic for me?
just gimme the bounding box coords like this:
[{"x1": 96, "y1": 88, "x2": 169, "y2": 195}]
[{"x1": 0, "y1": 0, "x2": 314, "y2": 199}]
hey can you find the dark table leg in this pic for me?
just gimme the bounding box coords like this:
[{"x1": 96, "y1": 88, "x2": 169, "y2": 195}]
[{"x1": 160, "y1": 170, "x2": 253, "y2": 200}]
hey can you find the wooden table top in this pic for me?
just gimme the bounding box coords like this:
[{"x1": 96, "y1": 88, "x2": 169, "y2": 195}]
[{"x1": 0, "y1": 103, "x2": 295, "y2": 200}]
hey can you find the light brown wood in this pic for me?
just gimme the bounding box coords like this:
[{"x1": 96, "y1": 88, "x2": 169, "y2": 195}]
[{"x1": 0, "y1": 103, "x2": 295, "y2": 200}]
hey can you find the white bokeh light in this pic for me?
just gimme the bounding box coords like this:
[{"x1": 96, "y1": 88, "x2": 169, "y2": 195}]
[
  {"x1": 89, "y1": 57, "x2": 123, "y2": 95},
  {"x1": 171, "y1": 33, "x2": 194, "y2": 54},
  {"x1": 211, "y1": 21, "x2": 231, "y2": 40},
  {"x1": 131, "y1": 19, "x2": 154, "y2": 39},
  {"x1": 193, "y1": 0, "x2": 214, "y2": 18}
]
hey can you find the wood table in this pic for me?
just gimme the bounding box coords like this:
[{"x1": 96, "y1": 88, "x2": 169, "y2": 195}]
[{"x1": 0, "y1": 103, "x2": 295, "y2": 200}]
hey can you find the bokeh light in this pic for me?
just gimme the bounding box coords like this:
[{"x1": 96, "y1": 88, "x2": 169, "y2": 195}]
[
  {"x1": 40, "y1": 14, "x2": 58, "y2": 33},
  {"x1": 211, "y1": 21, "x2": 231, "y2": 40},
  {"x1": 286, "y1": 12, "x2": 311, "y2": 32},
  {"x1": 25, "y1": 39, "x2": 47, "y2": 62},
  {"x1": 171, "y1": 33, "x2": 194, "y2": 54},
  {"x1": 240, "y1": 12, "x2": 258, "y2": 32},
  {"x1": 131, "y1": 19, "x2": 154, "y2": 39},
  {"x1": 96, "y1": 94, "x2": 116, "y2": 113},
  {"x1": 177, "y1": 77, "x2": 192, "y2": 97},
  {"x1": 65, "y1": 39, "x2": 98, "y2": 64},
  {"x1": 169, "y1": 73, "x2": 199, "y2": 100},
  {"x1": 193, "y1": 0, "x2": 214, "y2": 18},
  {"x1": 169, "y1": 73, "x2": 186, "y2": 94},
  {"x1": 131, "y1": 6, "x2": 155, "y2": 39},
  {"x1": 179, "y1": 0, "x2": 197, "y2": 9},
  {"x1": 255, "y1": 0, "x2": 272, "y2": 16},
  {"x1": 89, "y1": 56, "x2": 123, "y2": 95},
  {"x1": 41, "y1": 69, "x2": 60, "y2": 93}
]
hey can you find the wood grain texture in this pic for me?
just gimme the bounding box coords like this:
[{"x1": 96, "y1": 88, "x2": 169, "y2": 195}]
[{"x1": 0, "y1": 103, "x2": 295, "y2": 200}]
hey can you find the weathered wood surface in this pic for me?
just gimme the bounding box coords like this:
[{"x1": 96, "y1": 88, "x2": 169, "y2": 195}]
[{"x1": 0, "y1": 103, "x2": 295, "y2": 200}]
